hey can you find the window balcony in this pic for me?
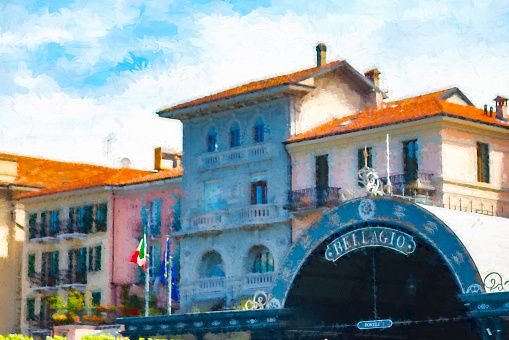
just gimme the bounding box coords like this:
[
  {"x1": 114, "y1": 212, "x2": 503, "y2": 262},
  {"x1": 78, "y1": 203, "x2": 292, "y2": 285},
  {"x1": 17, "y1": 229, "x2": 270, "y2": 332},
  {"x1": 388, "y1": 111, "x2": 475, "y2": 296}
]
[
  {"x1": 56, "y1": 221, "x2": 88, "y2": 241},
  {"x1": 28, "y1": 223, "x2": 59, "y2": 244},
  {"x1": 285, "y1": 187, "x2": 342, "y2": 211},
  {"x1": 186, "y1": 204, "x2": 288, "y2": 234},
  {"x1": 29, "y1": 272, "x2": 59, "y2": 294},
  {"x1": 28, "y1": 314, "x2": 52, "y2": 335},
  {"x1": 58, "y1": 269, "x2": 87, "y2": 291},
  {"x1": 197, "y1": 143, "x2": 275, "y2": 171}
]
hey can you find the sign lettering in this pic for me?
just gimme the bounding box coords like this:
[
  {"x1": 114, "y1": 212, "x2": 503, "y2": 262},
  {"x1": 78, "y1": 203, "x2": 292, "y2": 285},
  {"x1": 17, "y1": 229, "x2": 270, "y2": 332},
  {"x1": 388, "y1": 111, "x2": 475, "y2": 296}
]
[
  {"x1": 357, "y1": 319, "x2": 393, "y2": 330},
  {"x1": 325, "y1": 226, "x2": 416, "y2": 261}
]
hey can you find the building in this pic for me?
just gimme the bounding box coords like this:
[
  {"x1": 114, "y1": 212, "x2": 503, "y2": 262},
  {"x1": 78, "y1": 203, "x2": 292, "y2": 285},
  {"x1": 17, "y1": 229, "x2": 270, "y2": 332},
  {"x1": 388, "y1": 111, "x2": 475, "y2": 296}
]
[
  {"x1": 14, "y1": 157, "x2": 182, "y2": 337},
  {"x1": 0, "y1": 153, "x2": 145, "y2": 334},
  {"x1": 118, "y1": 44, "x2": 509, "y2": 339}
]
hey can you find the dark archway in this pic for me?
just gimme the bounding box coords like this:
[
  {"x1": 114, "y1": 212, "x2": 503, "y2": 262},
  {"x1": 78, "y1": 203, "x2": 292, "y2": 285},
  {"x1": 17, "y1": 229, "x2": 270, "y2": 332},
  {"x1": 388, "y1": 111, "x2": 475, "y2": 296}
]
[{"x1": 285, "y1": 221, "x2": 479, "y2": 339}]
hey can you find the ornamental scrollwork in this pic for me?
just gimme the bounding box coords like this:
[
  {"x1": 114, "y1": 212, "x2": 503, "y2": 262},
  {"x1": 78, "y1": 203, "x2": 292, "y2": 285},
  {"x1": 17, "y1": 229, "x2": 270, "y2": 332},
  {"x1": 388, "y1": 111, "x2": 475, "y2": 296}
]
[
  {"x1": 358, "y1": 167, "x2": 385, "y2": 196},
  {"x1": 483, "y1": 272, "x2": 509, "y2": 292},
  {"x1": 244, "y1": 291, "x2": 281, "y2": 310}
]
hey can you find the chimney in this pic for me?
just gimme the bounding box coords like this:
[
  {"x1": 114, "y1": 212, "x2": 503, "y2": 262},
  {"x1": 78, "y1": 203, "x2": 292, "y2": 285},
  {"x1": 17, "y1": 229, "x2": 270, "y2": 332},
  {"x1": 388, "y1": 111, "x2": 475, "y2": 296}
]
[
  {"x1": 364, "y1": 68, "x2": 383, "y2": 109},
  {"x1": 364, "y1": 69, "x2": 381, "y2": 88},
  {"x1": 154, "y1": 147, "x2": 163, "y2": 171},
  {"x1": 316, "y1": 43, "x2": 327, "y2": 67},
  {"x1": 495, "y1": 96, "x2": 508, "y2": 121}
]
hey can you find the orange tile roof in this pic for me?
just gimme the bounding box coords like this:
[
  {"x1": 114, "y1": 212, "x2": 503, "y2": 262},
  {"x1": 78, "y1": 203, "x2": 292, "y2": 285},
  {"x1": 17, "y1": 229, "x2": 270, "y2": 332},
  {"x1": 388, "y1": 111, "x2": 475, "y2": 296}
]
[
  {"x1": 288, "y1": 92, "x2": 509, "y2": 143},
  {"x1": 13, "y1": 166, "x2": 183, "y2": 200},
  {"x1": 157, "y1": 60, "x2": 344, "y2": 115},
  {"x1": 0, "y1": 153, "x2": 134, "y2": 188}
]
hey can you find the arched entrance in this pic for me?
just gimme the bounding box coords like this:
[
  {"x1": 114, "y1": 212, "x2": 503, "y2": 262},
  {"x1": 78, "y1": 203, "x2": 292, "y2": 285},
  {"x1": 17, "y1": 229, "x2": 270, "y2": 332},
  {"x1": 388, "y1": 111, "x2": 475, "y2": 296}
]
[{"x1": 270, "y1": 197, "x2": 483, "y2": 339}]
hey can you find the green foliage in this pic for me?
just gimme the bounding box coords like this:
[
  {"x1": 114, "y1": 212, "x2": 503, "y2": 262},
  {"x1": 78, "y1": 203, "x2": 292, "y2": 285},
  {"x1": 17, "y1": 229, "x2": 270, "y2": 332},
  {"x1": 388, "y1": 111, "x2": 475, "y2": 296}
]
[
  {"x1": 81, "y1": 335, "x2": 126, "y2": 340},
  {"x1": 46, "y1": 336, "x2": 68, "y2": 340},
  {"x1": 0, "y1": 335, "x2": 34, "y2": 340},
  {"x1": 47, "y1": 292, "x2": 88, "y2": 318}
]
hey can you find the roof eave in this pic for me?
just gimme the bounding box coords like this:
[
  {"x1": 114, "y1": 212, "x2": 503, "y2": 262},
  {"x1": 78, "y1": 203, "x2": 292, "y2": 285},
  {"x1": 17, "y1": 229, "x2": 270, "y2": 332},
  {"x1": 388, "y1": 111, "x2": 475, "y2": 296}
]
[{"x1": 157, "y1": 83, "x2": 314, "y2": 121}]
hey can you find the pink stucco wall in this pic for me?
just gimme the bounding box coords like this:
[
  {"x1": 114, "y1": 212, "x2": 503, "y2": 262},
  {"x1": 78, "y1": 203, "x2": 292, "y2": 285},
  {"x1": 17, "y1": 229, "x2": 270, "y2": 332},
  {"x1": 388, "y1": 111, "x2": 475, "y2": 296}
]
[{"x1": 109, "y1": 184, "x2": 182, "y2": 305}]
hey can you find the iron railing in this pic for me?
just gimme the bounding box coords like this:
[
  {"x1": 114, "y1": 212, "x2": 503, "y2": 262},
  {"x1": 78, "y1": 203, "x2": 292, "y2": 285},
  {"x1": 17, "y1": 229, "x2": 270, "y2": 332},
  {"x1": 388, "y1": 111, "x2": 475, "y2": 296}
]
[
  {"x1": 285, "y1": 187, "x2": 342, "y2": 211},
  {"x1": 29, "y1": 272, "x2": 59, "y2": 287},
  {"x1": 378, "y1": 172, "x2": 435, "y2": 196},
  {"x1": 59, "y1": 269, "x2": 87, "y2": 285}
]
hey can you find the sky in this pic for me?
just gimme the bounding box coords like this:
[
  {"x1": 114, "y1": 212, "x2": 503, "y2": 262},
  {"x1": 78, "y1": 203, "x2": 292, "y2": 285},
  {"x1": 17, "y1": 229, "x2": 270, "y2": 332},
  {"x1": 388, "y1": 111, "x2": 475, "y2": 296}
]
[{"x1": 1, "y1": 0, "x2": 508, "y2": 170}]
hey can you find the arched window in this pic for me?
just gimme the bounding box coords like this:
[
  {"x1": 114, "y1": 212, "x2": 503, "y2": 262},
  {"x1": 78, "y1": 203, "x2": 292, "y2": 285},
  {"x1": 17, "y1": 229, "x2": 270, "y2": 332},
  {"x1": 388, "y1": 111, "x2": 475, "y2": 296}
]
[
  {"x1": 253, "y1": 119, "x2": 264, "y2": 143},
  {"x1": 247, "y1": 246, "x2": 274, "y2": 274},
  {"x1": 229, "y1": 124, "x2": 240, "y2": 148},
  {"x1": 199, "y1": 251, "x2": 225, "y2": 278},
  {"x1": 207, "y1": 129, "x2": 218, "y2": 152}
]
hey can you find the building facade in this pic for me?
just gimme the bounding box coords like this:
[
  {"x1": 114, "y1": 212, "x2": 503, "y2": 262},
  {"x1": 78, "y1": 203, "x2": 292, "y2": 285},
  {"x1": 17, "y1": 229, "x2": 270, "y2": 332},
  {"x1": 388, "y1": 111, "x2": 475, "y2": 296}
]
[
  {"x1": 15, "y1": 165, "x2": 182, "y2": 337},
  {"x1": 118, "y1": 45, "x2": 509, "y2": 339}
]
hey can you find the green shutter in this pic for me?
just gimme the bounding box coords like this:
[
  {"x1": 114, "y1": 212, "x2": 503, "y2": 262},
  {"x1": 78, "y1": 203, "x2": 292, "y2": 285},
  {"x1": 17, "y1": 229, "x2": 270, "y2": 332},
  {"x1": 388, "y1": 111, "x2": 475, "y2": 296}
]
[
  {"x1": 88, "y1": 247, "x2": 93, "y2": 272},
  {"x1": 91, "y1": 291, "x2": 101, "y2": 305},
  {"x1": 40, "y1": 211, "x2": 47, "y2": 237},
  {"x1": 96, "y1": 203, "x2": 107, "y2": 232},
  {"x1": 84, "y1": 205, "x2": 93, "y2": 233},
  {"x1": 95, "y1": 245, "x2": 102, "y2": 271},
  {"x1": 26, "y1": 298, "x2": 35, "y2": 320},
  {"x1": 29, "y1": 214, "x2": 37, "y2": 239},
  {"x1": 28, "y1": 254, "x2": 36, "y2": 278}
]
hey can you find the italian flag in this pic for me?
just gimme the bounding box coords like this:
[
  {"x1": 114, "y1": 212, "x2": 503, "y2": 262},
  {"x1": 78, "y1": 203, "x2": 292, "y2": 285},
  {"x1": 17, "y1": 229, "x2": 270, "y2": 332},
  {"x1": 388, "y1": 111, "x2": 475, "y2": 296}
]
[{"x1": 130, "y1": 236, "x2": 147, "y2": 270}]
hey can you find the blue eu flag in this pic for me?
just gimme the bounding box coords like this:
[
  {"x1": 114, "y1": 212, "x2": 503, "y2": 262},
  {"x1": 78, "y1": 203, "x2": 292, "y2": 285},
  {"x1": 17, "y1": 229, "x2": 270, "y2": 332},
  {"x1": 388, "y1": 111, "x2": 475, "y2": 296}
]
[{"x1": 159, "y1": 238, "x2": 179, "y2": 302}]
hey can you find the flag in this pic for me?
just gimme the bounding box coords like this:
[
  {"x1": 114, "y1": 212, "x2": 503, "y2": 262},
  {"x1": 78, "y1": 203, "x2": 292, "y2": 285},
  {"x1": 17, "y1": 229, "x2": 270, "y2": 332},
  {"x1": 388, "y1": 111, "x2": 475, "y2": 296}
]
[
  {"x1": 130, "y1": 235, "x2": 147, "y2": 270},
  {"x1": 159, "y1": 238, "x2": 179, "y2": 302}
]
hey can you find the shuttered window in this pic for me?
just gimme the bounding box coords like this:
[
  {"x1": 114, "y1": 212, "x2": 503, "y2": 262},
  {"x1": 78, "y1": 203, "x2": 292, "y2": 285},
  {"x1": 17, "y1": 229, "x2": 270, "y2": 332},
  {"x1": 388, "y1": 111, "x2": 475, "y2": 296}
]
[
  {"x1": 28, "y1": 254, "x2": 36, "y2": 278},
  {"x1": 477, "y1": 142, "x2": 490, "y2": 183},
  {"x1": 403, "y1": 140, "x2": 418, "y2": 182},
  {"x1": 251, "y1": 181, "x2": 267, "y2": 205},
  {"x1": 26, "y1": 298, "x2": 35, "y2": 320}
]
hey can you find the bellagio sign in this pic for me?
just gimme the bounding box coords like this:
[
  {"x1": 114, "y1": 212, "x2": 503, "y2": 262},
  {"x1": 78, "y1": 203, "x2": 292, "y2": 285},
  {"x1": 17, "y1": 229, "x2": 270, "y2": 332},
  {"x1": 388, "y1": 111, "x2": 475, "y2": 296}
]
[{"x1": 325, "y1": 226, "x2": 416, "y2": 261}]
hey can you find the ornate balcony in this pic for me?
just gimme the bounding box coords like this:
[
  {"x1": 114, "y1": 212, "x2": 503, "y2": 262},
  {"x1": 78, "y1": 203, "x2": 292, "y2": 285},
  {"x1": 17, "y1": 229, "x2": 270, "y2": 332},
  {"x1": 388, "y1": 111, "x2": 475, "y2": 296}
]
[
  {"x1": 379, "y1": 172, "x2": 435, "y2": 196},
  {"x1": 197, "y1": 143, "x2": 276, "y2": 171},
  {"x1": 197, "y1": 277, "x2": 225, "y2": 295},
  {"x1": 285, "y1": 187, "x2": 342, "y2": 211},
  {"x1": 186, "y1": 204, "x2": 288, "y2": 234},
  {"x1": 28, "y1": 314, "x2": 52, "y2": 335},
  {"x1": 58, "y1": 270, "x2": 87, "y2": 291}
]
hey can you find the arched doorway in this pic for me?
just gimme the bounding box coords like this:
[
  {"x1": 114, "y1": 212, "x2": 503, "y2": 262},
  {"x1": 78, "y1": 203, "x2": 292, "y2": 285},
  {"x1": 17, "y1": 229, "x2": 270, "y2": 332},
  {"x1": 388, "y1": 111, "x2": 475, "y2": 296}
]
[
  {"x1": 269, "y1": 197, "x2": 483, "y2": 339},
  {"x1": 285, "y1": 222, "x2": 478, "y2": 339}
]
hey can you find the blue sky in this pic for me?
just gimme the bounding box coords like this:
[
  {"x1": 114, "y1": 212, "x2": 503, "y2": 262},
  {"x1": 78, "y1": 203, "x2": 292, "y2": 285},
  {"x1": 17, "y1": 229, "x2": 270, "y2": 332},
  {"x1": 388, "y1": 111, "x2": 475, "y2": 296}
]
[{"x1": 1, "y1": 0, "x2": 508, "y2": 169}]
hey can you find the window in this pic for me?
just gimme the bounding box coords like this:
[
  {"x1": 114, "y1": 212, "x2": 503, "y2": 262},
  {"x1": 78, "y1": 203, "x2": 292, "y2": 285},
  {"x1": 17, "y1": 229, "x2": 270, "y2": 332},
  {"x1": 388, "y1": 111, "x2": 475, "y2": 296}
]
[
  {"x1": 88, "y1": 245, "x2": 102, "y2": 272},
  {"x1": 403, "y1": 140, "x2": 418, "y2": 182},
  {"x1": 230, "y1": 124, "x2": 240, "y2": 148},
  {"x1": 171, "y1": 193, "x2": 181, "y2": 232},
  {"x1": 150, "y1": 199, "x2": 162, "y2": 235},
  {"x1": 69, "y1": 248, "x2": 87, "y2": 284},
  {"x1": 28, "y1": 253, "x2": 36, "y2": 278},
  {"x1": 42, "y1": 251, "x2": 59, "y2": 286},
  {"x1": 26, "y1": 298, "x2": 35, "y2": 321},
  {"x1": 358, "y1": 147, "x2": 373, "y2": 186},
  {"x1": 91, "y1": 291, "x2": 101, "y2": 306},
  {"x1": 148, "y1": 242, "x2": 161, "y2": 281},
  {"x1": 253, "y1": 118, "x2": 264, "y2": 143},
  {"x1": 95, "y1": 202, "x2": 107, "y2": 232},
  {"x1": 253, "y1": 253, "x2": 274, "y2": 274},
  {"x1": 251, "y1": 181, "x2": 267, "y2": 205},
  {"x1": 49, "y1": 210, "x2": 59, "y2": 234},
  {"x1": 207, "y1": 129, "x2": 218, "y2": 152},
  {"x1": 199, "y1": 251, "x2": 225, "y2": 278},
  {"x1": 477, "y1": 142, "x2": 490, "y2": 183},
  {"x1": 72, "y1": 205, "x2": 94, "y2": 233},
  {"x1": 315, "y1": 155, "x2": 329, "y2": 188}
]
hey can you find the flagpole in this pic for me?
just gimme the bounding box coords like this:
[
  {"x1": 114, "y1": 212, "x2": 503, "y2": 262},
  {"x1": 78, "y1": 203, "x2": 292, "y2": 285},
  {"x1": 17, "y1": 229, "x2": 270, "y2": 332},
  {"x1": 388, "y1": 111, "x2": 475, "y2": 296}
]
[
  {"x1": 145, "y1": 210, "x2": 151, "y2": 317},
  {"x1": 386, "y1": 134, "x2": 392, "y2": 195},
  {"x1": 166, "y1": 237, "x2": 172, "y2": 315}
]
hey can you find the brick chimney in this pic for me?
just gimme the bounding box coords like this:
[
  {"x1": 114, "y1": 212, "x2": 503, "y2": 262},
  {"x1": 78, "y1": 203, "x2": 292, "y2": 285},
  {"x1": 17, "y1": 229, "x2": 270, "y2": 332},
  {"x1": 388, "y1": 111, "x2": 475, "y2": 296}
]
[
  {"x1": 364, "y1": 68, "x2": 382, "y2": 109},
  {"x1": 316, "y1": 43, "x2": 327, "y2": 67},
  {"x1": 495, "y1": 96, "x2": 508, "y2": 121}
]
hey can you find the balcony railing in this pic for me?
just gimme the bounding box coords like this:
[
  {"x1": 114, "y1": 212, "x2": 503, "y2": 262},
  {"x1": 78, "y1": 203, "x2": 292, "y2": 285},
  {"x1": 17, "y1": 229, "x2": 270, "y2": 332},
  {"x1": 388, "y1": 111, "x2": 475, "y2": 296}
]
[
  {"x1": 285, "y1": 187, "x2": 342, "y2": 211},
  {"x1": 28, "y1": 314, "x2": 52, "y2": 334},
  {"x1": 59, "y1": 269, "x2": 87, "y2": 287},
  {"x1": 29, "y1": 272, "x2": 59, "y2": 293},
  {"x1": 188, "y1": 204, "x2": 287, "y2": 233},
  {"x1": 379, "y1": 172, "x2": 435, "y2": 196},
  {"x1": 198, "y1": 143, "x2": 275, "y2": 170},
  {"x1": 197, "y1": 277, "x2": 225, "y2": 294},
  {"x1": 244, "y1": 272, "x2": 274, "y2": 288},
  {"x1": 56, "y1": 221, "x2": 88, "y2": 240},
  {"x1": 28, "y1": 223, "x2": 59, "y2": 243}
]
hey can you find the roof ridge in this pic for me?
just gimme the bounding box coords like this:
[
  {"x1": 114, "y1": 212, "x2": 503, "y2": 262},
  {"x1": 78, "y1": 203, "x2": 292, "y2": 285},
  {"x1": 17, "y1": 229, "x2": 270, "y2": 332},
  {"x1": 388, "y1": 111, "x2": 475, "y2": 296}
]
[{"x1": 0, "y1": 152, "x2": 118, "y2": 171}]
